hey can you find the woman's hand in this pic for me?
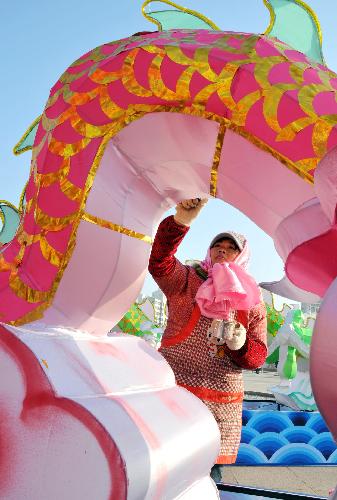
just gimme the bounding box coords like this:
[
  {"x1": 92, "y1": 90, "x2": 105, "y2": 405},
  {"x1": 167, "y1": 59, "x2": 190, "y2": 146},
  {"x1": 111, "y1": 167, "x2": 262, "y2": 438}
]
[
  {"x1": 174, "y1": 198, "x2": 208, "y2": 226},
  {"x1": 225, "y1": 322, "x2": 246, "y2": 351}
]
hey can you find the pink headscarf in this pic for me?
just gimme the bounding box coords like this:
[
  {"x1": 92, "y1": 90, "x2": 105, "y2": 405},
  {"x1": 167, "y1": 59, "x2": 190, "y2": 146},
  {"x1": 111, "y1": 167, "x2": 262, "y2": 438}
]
[{"x1": 195, "y1": 234, "x2": 261, "y2": 319}]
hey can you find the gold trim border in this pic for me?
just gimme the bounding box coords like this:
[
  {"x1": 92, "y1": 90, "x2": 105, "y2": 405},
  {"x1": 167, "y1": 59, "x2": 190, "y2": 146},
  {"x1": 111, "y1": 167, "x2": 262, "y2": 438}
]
[
  {"x1": 210, "y1": 121, "x2": 226, "y2": 197},
  {"x1": 18, "y1": 182, "x2": 28, "y2": 213},
  {"x1": 81, "y1": 211, "x2": 153, "y2": 244},
  {"x1": 263, "y1": 0, "x2": 275, "y2": 35}
]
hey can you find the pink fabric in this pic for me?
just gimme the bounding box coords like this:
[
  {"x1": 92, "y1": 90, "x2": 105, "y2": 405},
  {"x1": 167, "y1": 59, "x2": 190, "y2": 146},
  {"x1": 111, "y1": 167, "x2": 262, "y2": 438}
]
[
  {"x1": 268, "y1": 62, "x2": 296, "y2": 86},
  {"x1": 195, "y1": 240, "x2": 261, "y2": 320},
  {"x1": 38, "y1": 182, "x2": 79, "y2": 217}
]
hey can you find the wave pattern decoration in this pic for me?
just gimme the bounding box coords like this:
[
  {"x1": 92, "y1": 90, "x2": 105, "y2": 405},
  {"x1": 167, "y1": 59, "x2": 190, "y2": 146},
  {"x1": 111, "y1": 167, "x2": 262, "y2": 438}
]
[{"x1": 237, "y1": 409, "x2": 337, "y2": 465}]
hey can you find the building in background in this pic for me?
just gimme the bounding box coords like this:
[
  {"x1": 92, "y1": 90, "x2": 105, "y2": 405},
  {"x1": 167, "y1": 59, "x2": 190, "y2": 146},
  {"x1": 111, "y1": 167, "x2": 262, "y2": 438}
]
[{"x1": 150, "y1": 289, "x2": 167, "y2": 327}]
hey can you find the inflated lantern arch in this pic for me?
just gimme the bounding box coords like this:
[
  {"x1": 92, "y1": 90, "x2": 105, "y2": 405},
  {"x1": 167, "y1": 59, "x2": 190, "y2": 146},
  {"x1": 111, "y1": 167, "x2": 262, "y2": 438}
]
[{"x1": 2, "y1": 2, "x2": 336, "y2": 332}]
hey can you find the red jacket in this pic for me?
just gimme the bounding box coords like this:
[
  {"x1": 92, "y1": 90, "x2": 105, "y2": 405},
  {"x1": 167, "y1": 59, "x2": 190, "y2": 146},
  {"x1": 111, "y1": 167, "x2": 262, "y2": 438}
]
[{"x1": 149, "y1": 215, "x2": 267, "y2": 370}]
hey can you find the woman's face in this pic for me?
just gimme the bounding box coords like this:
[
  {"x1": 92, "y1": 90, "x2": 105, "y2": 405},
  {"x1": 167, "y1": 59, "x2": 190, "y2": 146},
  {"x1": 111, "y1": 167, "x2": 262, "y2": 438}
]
[{"x1": 210, "y1": 238, "x2": 240, "y2": 265}]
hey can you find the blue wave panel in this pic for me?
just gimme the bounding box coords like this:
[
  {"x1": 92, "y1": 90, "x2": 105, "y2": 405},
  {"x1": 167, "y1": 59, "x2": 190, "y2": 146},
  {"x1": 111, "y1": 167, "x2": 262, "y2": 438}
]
[
  {"x1": 327, "y1": 449, "x2": 337, "y2": 464},
  {"x1": 241, "y1": 427, "x2": 259, "y2": 444},
  {"x1": 246, "y1": 412, "x2": 294, "y2": 433},
  {"x1": 239, "y1": 409, "x2": 337, "y2": 465},
  {"x1": 306, "y1": 414, "x2": 330, "y2": 433},
  {"x1": 287, "y1": 412, "x2": 312, "y2": 426},
  {"x1": 269, "y1": 443, "x2": 326, "y2": 465},
  {"x1": 236, "y1": 443, "x2": 268, "y2": 465},
  {"x1": 250, "y1": 432, "x2": 289, "y2": 459},
  {"x1": 281, "y1": 427, "x2": 316, "y2": 444},
  {"x1": 309, "y1": 433, "x2": 337, "y2": 460}
]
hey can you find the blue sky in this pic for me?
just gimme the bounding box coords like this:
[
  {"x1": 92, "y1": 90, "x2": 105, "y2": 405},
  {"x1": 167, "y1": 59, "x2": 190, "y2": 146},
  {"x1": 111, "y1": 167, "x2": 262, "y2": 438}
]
[{"x1": 1, "y1": 1, "x2": 336, "y2": 299}]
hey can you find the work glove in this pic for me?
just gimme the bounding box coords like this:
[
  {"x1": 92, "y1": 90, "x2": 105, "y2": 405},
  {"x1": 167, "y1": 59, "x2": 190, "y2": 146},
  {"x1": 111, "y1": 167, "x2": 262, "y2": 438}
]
[
  {"x1": 174, "y1": 198, "x2": 208, "y2": 226},
  {"x1": 225, "y1": 322, "x2": 246, "y2": 351}
]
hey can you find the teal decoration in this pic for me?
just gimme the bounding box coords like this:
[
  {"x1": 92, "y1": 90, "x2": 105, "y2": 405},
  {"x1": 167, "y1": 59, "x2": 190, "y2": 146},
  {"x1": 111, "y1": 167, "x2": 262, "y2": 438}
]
[
  {"x1": 0, "y1": 203, "x2": 20, "y2": 245},
  {"x1": 13, "y1": 118, "x2": 40, "y2": 155},
  {"x1": 264, "y1": 0, "x2": 324, "y2": 64},
  {"x1": 144, "y1": 0, "x2": 325, "y2": 64}
]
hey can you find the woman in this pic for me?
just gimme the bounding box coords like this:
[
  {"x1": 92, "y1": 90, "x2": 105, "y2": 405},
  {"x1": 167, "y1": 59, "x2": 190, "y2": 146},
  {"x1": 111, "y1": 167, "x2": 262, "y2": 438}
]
[{"x1": 148, "y1": 198, "x2": 267, "y2": 481}]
